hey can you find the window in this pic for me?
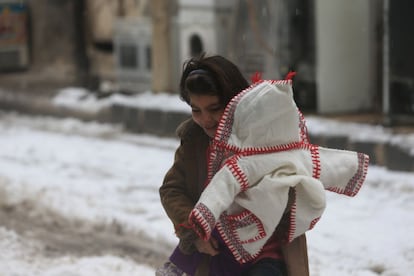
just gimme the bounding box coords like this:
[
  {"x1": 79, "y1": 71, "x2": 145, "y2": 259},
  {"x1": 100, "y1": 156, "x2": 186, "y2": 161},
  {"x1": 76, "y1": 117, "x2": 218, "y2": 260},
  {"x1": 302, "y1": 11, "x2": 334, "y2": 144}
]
[
  {"x1": 190, "y1": 34, "x2": 203, "y2": 57},
  {"x1": 119, "y1": 44, "x2": 138, "y2": 69},
  {"x1": 145, "y1": 45, "x2": 152, "y2": 70}
]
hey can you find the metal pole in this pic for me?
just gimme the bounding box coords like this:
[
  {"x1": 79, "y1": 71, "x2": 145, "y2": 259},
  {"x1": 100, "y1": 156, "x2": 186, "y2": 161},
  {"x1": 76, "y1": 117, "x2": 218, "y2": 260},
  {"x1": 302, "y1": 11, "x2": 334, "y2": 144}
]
[{"x1": 382, "y1": 0, "x2": 390, "y2": 125}]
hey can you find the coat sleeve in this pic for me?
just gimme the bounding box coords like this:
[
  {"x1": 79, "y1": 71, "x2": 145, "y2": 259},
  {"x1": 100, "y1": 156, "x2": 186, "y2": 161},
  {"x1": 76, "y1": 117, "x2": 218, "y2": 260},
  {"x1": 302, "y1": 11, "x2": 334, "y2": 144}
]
[{"x1": 159, "y1": 138, "x2": 201, "y2": 254}]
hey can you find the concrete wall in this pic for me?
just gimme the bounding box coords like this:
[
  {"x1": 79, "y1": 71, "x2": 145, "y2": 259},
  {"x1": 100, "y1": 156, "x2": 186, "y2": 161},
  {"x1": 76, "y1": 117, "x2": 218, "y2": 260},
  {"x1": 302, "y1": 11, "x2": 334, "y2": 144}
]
[{"x1": 29, "y1": 0, "x2": 81, "y2": 79}]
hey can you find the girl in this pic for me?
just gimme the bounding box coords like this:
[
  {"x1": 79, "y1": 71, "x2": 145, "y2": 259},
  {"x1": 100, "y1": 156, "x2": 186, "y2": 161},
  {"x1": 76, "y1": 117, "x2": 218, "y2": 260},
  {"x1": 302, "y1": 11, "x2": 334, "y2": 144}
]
[{"x1": 158, "y1": 54, "x2": 310, "y2": 276}]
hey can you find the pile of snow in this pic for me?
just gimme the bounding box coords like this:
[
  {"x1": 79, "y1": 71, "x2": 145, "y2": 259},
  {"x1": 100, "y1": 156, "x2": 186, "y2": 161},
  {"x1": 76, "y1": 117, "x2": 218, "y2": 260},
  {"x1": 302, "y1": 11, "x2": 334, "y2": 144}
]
[
  {"x1": 53, "y1": 87, "x2": 414, "y2": 153},
  {"x1": 53, "y1": 88, "x2": 189, "y2": 113}
]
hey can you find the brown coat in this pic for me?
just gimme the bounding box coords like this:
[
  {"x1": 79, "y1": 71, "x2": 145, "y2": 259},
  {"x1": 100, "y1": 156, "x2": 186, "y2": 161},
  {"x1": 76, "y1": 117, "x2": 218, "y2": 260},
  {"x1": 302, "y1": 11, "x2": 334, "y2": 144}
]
[{"x1": 159, "y1": 119, "x2": 309, "y2": 276}]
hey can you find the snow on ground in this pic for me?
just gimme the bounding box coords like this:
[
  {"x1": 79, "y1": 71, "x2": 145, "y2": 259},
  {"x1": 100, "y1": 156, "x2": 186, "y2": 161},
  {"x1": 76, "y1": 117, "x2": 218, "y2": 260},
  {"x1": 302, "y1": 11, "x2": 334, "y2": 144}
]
[
  {"x1": 0, "y1": 225, "x2": 154, "y2": 276},
  {"x1": 0, "y1": 112, "x2": 177, "y2": 275},
  {"x1": 0, "y1": 88, "x2": 414, "y2": 275}
]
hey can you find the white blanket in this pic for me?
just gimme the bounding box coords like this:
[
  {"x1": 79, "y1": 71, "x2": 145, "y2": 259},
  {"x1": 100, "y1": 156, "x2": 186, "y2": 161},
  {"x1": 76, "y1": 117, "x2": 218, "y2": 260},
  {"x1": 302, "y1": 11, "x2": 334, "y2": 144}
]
[{"x1": 189, "y1": 81, "x2": 369, "y2": 264}]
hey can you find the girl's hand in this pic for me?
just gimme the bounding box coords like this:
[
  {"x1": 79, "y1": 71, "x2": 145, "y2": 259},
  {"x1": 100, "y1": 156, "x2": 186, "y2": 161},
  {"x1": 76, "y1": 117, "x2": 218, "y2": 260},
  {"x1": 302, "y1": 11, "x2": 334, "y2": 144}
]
[{"x1": 195, "y1": 237, "x2": 220, "y2": 256}]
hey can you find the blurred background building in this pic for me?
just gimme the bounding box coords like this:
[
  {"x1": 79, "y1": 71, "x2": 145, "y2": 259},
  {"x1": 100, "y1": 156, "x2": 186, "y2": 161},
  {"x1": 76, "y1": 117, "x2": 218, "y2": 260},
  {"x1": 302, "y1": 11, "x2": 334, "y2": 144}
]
[{"x1": 0, "y1": 0, "x2": 413, "y2": 124}]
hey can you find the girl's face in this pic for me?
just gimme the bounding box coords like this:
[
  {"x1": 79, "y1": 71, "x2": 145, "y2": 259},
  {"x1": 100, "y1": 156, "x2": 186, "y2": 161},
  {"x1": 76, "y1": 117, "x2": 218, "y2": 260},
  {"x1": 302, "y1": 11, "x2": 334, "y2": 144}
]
[{"x1": 189, "y1": 93, "x2": 225, "y2": 138}]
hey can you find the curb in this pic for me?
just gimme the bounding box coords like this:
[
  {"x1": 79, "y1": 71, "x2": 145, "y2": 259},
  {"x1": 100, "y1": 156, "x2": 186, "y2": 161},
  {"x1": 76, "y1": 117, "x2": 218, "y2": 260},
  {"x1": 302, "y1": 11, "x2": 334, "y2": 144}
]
[
  {"x1": 310, "y1": 134, "x2": 413, "y2": 172},
  {"x1": 0, "y1": 90, "x2": 413, "y2": 172},
  {"x1": 111, "y1": 103, "x2": 190, "y2": 136}
]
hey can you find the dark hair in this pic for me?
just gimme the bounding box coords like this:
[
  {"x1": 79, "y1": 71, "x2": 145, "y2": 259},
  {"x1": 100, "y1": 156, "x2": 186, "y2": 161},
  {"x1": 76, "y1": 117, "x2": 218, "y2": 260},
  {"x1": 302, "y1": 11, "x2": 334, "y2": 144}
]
[{"x1": 179, "y1": 54, "x2": 249, "y2": 106}]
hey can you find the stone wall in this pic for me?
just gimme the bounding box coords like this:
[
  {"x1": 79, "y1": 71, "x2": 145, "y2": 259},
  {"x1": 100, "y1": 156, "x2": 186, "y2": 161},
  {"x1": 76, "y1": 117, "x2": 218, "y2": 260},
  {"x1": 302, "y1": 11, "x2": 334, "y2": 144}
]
[{"x1": 29, "y1": 0, "x2": 83, "y2": 80}]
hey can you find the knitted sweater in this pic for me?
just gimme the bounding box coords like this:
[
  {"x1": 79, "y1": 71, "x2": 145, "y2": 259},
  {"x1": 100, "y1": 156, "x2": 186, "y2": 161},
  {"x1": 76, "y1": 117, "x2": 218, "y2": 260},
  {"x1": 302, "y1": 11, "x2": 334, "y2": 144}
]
[{"x1": 189, "y1": 80, "x2": 369, "y2": 264}]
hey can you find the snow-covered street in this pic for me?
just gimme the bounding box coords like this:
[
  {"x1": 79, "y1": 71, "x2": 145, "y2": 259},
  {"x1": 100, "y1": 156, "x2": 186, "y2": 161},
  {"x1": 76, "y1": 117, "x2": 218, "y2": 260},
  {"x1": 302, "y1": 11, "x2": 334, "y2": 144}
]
[{"x1": 0, "y1": 111, "x2": 413, "y2": 275}]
